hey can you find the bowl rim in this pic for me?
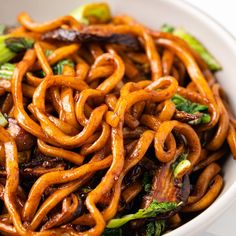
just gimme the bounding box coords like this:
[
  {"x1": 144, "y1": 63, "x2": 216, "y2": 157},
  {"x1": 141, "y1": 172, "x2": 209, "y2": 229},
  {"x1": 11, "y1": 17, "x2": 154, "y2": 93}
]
[{"x1": 163, "y1": 0, "x2": 236, "y2": 235}]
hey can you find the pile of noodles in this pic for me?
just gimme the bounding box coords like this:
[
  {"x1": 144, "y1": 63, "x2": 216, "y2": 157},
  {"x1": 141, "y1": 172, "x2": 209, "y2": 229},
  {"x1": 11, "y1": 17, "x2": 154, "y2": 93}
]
[{"x1": 0, "y1": 5, "x2": 236, "y2": 236}]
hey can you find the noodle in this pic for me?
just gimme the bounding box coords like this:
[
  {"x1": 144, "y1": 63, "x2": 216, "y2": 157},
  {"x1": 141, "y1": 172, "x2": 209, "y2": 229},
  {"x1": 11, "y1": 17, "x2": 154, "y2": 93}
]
[{"x1": 0, "y1": 3, "x2": 235, "y2": 235}]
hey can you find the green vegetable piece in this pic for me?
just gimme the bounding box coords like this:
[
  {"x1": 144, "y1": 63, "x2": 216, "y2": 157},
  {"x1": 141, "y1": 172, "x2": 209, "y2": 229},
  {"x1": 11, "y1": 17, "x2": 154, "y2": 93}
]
[
  {"x1": 0, "y1": 36, "x2": 16, "y2": 64},
  {"x1": 0, "y1": 63, "x2": 15, "y2": 79},
  {"x1": 172, "y1": 94, "x2": 208, "y2": 114},
  {"x1": 201, "y1": 113, "x2": 211, "y2": 124},
  {"x1": 0, "y1": 35, "x2": 34, "y2": 64},
  {"x1": 174, "y1": 159, "x2": 191, "y2": 179},
  {"x1": 5, "y1": 37, "x2": 34, "y2": 53},
  {"x1": 146, "y1": 220, "x2": 165, "y2": 236},
  {"x1": 171, "y1": 153, "x2": 188, "y2": 171},
  {"x1": 106, "y1": 200, "x2": 180, "y2": 228},
  {"x1": 0, "y1": 112, "x2": 8, "y2": 127},
  {"x1": 173, "y1": 28, "x2": 221, "y2": 71},
  {"x1": 45, "y1": 49, "x2": 53, "y2": 57},
  {"x1": 53, "y1": 59, "x2": 74, "y2": 75},
  {"x1": 102, "y1": 228, "x2": 122, "y2": 236},
  {"x1": 161, "y1": 24, "x2": 221, "y2": 71},
  {"x1": 161, "y1": 24, "x2": 175, "y2": 33},
  {"x1": 70, "y1": 2, "x2": 111, "y2": 25},
  {"x1": 142, "y1": 172, "x2": 152, "y2": 193},
  {"x1": 172, "y1": 94, "x2": 211, "y2": 124}
]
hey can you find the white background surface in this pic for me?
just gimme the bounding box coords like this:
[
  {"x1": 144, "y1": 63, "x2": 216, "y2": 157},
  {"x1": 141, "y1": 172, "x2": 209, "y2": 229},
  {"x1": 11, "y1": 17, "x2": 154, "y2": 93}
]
[{"x1": 184, "y1": 2, "x2": 236, "y2": 236}]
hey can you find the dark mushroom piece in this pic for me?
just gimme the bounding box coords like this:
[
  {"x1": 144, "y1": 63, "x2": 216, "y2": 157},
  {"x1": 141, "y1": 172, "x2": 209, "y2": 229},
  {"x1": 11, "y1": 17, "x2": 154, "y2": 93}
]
[
  {"x1": 173, "y1": 110, "x2": 203, "y2": 123},
  {"x1": 7, "y1": 118, "x2": 36, "y2": 152},
  {"x1": 42, "y1": 28, "x2": 141, "y2": 51},
  {"x1": 141, "y1": 162, "x2": 190, "y2": 219}
]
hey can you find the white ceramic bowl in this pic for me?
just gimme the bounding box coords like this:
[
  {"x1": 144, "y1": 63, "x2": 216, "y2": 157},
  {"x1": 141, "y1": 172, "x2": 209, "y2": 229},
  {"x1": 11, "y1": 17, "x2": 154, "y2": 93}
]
[{"x1": 1, "y1": 0, "x2": 236, "y2": 235}]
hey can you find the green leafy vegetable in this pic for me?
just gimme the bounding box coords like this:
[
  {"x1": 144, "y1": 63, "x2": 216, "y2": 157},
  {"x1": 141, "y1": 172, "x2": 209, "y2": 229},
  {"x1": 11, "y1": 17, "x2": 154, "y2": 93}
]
[
  {"x1": 142, "y1": 172, "x2": 152, "y2": 193},
  {"x1": 0, "y1": 112, "x2": 8, "y2": 127},
  {"x1": 161, "y1": 24, "x2": 221, "y2": 71},
  {"x1": 102, "y1": 228, "x2": 122, "y2": 236},
  {"x1": 146, "y1": 220, "x2": 165, "y2": 236},
  {"x1": 33, "y1": 59, "x2": 74, "y2": 77},
  {"x1": 171, "y1": 153, "x2": 188, "y2": 171},
  {"x1": 160, "y1": 24, "x2": 174, "y2": 33},
  {"x1": 172, "y1": 94, "x2": 211, "y2": 124},
  {"x1": 106, "y1": 200, "x2": 180, "y2": 228},
  {"x1": 171, "y1": 154, "x2": 191, "y2": 179},
  {"x1": 172, "y1": 94, "x2": 208, "y2": 113},
  {"x1": 70, "y1": 2, "x2": 111, "y2": 25},
  {"x1": 0, "y1": 35, "x2": 16, "y2": 64},
  {"x1": 0, "y1": 35, "x2": 34, "y2": 64},
  {"x1": 53, "y1": 59, "x2": 74, "y2": 75},
  {"x1": 0, "y1": 63, "x2": 15, "y2": 79},
  {"x1": 45, "y1": 49, "x2": 53, "y2": 57},
  {"x1": 173, "y1": 159, "x2": 191, "y2": 179},
  {"x1": 5, "y1": 37, "x2": 34, "y2": 53}
]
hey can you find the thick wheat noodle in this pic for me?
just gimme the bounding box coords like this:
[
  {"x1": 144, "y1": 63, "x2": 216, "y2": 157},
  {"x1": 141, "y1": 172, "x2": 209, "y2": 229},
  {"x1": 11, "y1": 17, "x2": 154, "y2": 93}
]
[
  {"x1": 18, "y1": 12, "x2": 82, "y2": 32},
  {"x1": 73, "y1": 55, "x2": 90, "y2": 80},
  {"x1": 182, "y1": 175, "x2": 223, "y2": 212},
  {"x1": 28, "y1": 104, "x2": 79, "y2": 135},
  {"x1": 88, "y1": 65, "x2": 114, "y2": 82},
  {"x1": 207, "y1": 84, "x2": 229, "y2": 150},
  {"x1": 173, "y1": 66, "x2": 182, "y2": 83},
  {"x1": 198, "y1": 148, "x2": 209, "y2": 163},
  {"x1": 80, "y1": 122, "x2": 110, "y2": 155},
  {"x1": 0, "y1": 8, "x2": 235, "y2": 236},
  {"x1": 156, "y1": 38, "x2": 219, "y2": 128},
  {"x1": 83, "y1": 23, "x2": 162, "y2": 79},
  {"x1": 0, "y1": 126, "x2": 32, "y2": 235},
  {"x1": 26, "y1": 73, "x2": 43, "y2": 87},
  {"x1": 47, "y1": 44, "x2": 80, "y2": 65},
  {"x1": 41, "y1": 193, "x2": 79, "y2": 230},
  {"x1": 29, "y1": 151, "x2": 106, "y2": 230},
  {"x1": 37, "y1": 139, "x2": 84, "y2": 165},
  {"x1": 173, "y1": 59, "x2": 186, "y2": 85},
  {"x1": 123, "y1": 54, "x2": 140, "y2": 80},
  {"x1": 22, "y1": 155, "x2": 112, "y2": 222},
  {"x1": 106, "y1": 76, "x2": 178, "y2": 127},
  {"x1": 34, "y1": 104, "x2": 107, "y2": 147},
  {"x1": 75, "y1": 88, "x2": 103, "y2": 126},
  {"x1": 112, "y1": 15, "x2": 163, "y2": 80},
  {"x1": 194, "y1": 148, "x2": 227, "y2": 171},
  {"x1": 73, "y1": 130, "x2": 154, "y2": 226},
  {"x1": 162, "y1": 49, "x2": 174, "y2": 75},
  {"x1": 156, "y1": 99, "x2": 176, "y2": 121},
  {"x1": 0, "y1": 221, "x2": 17, "y2": 235},
  {"x1": 12, "y1": 49, "x2": 48, "y2": 140},
  {"x1": 35, "y1": 42, "x2": 63, "y2": 117},
  {"x1": 74, "y1": 122, "x2": 124, "y2": 235},
  {"x1": 187, "y1": 163, "x2": 221, "y2": 204},
  {"x1": 105, "y1": 93, "x2": 140, "y2": 129},
  {"x1": 132, "y1": 101, "x2": 146, "y2": 119},
  {"x1": 155, "y1": 120, "x2": 201, "y2": 165},
  {"x1": 60, "y1": 66, "x2": 80, "y2": 128},
  {"x1": 93, "y1": 50, "x2": 125, "y2": 94},
  {"x1": 186, "y1": 81, "x2": 198, "y2": 92},
  {"x1": 227, "y1": 124, "x2": 236, "y2": 159},
  {"x1": 33, "y1": 75, "x2": 88, "y2": 110},
  {"x1": 0, "y1": 79, "x2": 35, "y2": 98}
]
